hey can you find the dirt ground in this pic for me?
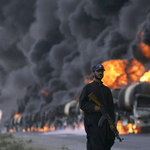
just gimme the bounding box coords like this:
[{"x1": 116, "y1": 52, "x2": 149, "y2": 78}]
[
  {"x1": 11, "y1": 129, "x2": 86, "y2": 150},
  {"x1": 3, "y1": 129, "x2": 150, "y2": 150}
]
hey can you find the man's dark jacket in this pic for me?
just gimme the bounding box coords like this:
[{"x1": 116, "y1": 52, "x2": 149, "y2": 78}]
[{"x1": 79, "y1": 81, "x2": 115, "y2": 139}]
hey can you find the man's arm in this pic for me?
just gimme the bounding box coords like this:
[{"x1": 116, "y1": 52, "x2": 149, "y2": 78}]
[{"x1": 79, "y1": 86, "x2": 95, "y2": 113}]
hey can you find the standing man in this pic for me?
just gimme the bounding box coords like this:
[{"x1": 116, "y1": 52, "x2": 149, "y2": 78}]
[{"x1": 79, "y1": 64, "x2": 115, "y2": 150}]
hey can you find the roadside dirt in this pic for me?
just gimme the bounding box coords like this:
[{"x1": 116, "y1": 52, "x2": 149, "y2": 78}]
[{"x1": 12, "y1": 129, "x2": 86, "y2": 150}]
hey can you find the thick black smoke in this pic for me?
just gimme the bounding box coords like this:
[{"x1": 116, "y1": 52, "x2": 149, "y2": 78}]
[{"x1": 0, "y1": 0, "x2": 150, "y2": 127}]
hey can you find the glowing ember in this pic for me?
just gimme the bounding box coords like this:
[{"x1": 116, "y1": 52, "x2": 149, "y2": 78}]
[
  {"x1": 140, "y1": 70, "x2": 150, "y2": 83},
  {"x1": 9, "y1": 129, "x2": 15, "y2": 133},
  {"x1": 41, "y1": 89, "x2": 49, "y2": 96},
  {"x1": 117, "y1": 120, "x2": 141, "y2": 134}
]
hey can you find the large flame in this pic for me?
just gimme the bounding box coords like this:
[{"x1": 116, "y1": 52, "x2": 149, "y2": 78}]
[
  {"x1": 102, "y1": 59, "x2": 145, "y2": 89},
  {"x1": 84, "y1": 59, "x2": 146, "y2": 89}
]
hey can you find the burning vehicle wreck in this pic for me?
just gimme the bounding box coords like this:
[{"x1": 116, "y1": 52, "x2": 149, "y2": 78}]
[
  {"x1": 3, "y1": 59, "x2": 150, "y2": 134},
  {"x1": 4, "y1": 81, "x2": 150, "y2": 134},
  {"x1": 112, "y1": 81, "x2": 150, "y2": 133},
  {"x1": 6, "y1": 99, "x2": 84, "y2": 133},
  {"x1": 3, "y1": 58, "x2": 150, "y2": 134}
]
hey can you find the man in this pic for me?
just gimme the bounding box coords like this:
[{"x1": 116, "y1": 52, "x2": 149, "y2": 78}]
[{"x1": 79, "y1": 64, "x2": 115, "y2": 150}]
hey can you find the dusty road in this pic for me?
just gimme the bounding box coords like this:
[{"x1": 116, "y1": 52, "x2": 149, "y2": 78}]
[{"x1": 12, "y1": 129, "x2": 150, "y2": 150}]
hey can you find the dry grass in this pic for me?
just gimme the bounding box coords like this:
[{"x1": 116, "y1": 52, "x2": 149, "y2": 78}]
[{"x1": 0, "y1": 133, "x2": 46, "y2": 150}]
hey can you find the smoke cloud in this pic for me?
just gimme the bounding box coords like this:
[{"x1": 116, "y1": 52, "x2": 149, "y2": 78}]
[{"x1": 0, "y1": 0, "x2": 150, "y2": 126}]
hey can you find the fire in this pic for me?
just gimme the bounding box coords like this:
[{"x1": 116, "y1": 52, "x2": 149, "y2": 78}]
[
  {"x1": 22, "y1": 129, "x2": 26, "y2": 132},
  {"x1": 10, "y1": 124, "x2": 74, "y2": 133},
  {"x1": 41, "y1": 89, "x2": 49, "y2": 96},
  {"x1": 21, "y1": 126, "x2": 56, "y2": 133},
  {"x1": 79, "y1": 123, "x2": 84, "y2": 129},
  {"x1": 102, "y1": 59, "x2": 128, "y2": 89},
  {"x1": 126, "y1": 59, "x2": 145, "y2": 82},
  {"x1": 83, "y1": 58, "x2": 150, "y2": 135},
  {"x1": 35, "y1": 126, "x2": 55, "y2": 132},
  {"x1": 9, "y1": 129, "x2": 15, "y2": 133},
  {"x1": 139, "y1": 32, "x2": 150, "y2": 60},
  {"x1": 74, "y1": 123, "x2": 84, "y2": 130},
  {"x1": 84, "y1": 59, "x2": 146, "y2": 89},
  {"x1": 13, "y1": 113, "x2": 20, "y2": 119},
  {"x1": 117, "y1": 120, "x2": 141, "y2": 134},
  {"x1": 102, "y1": 59, "x2": 145, "y2": 89},
  {"x1": 140, "y1": 70, "x2": 150, "y2": 83},
  {"x1": 74, "y1": 124, "x2": 78, "y2": 131}
]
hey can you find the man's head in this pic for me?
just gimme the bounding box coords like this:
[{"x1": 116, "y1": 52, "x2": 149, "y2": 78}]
[{"x1": 92, "y1": 64, "x2": 105, "y2": 80}]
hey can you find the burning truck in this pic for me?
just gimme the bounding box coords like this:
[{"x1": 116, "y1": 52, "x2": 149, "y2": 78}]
[
  {"x1": 112, "y1": 81, "x2": 150, "y2": 133},
  {"x1": 6, "y1": 99, "x2": 84, "y2": 133},
  {"x1": 5, "y1": 81, "x2": 150, "y2": 134}
]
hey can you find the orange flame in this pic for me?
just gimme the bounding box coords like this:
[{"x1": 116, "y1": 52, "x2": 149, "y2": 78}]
[
  {"x1": 9, "y1": 129, "x2": 15, "y2": 133},
  {"x1": 139, "y1": 32, "x2": 150, "y2": 60},
  {"x1": 84, "y1": 59, "x2": 146, "y2": 89},
  {"x1": 41, "y1": 89, "x2": 49, "y2": 96},
  {"x1": 140, "y1": 70, "x2": 150, "y2": 83},
  {"x1": 117, "y1": 120, "x2": 141, "y2": 134},
  {"x1": 79, "y1": 123, "x2": 84, "y2": 129},
  {"x1": 13, "y1": 113, "x2": 20, "y2": 119},
  {"x1": 102, "y1": 59, "x2": 145, "y2": 89},
  {"x1": 35, "y1": 126, "x2": 55, "y2": 132}
]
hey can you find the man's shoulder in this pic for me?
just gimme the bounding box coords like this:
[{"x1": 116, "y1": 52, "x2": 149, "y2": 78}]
[
  {"x1": 83, "y1": 82, "x2": 92, "y2": 88},
  {"x1": 82, "y1": 82, "x2": 94, "y2": 90},
  {"x1": 102, "y1": 84, "x2": 111, "y2": 91}
]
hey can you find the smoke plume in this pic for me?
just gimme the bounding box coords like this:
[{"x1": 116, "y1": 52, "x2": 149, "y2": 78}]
[{"x1": 0, "y1": 0, "x2": 150, "y2": 127}]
